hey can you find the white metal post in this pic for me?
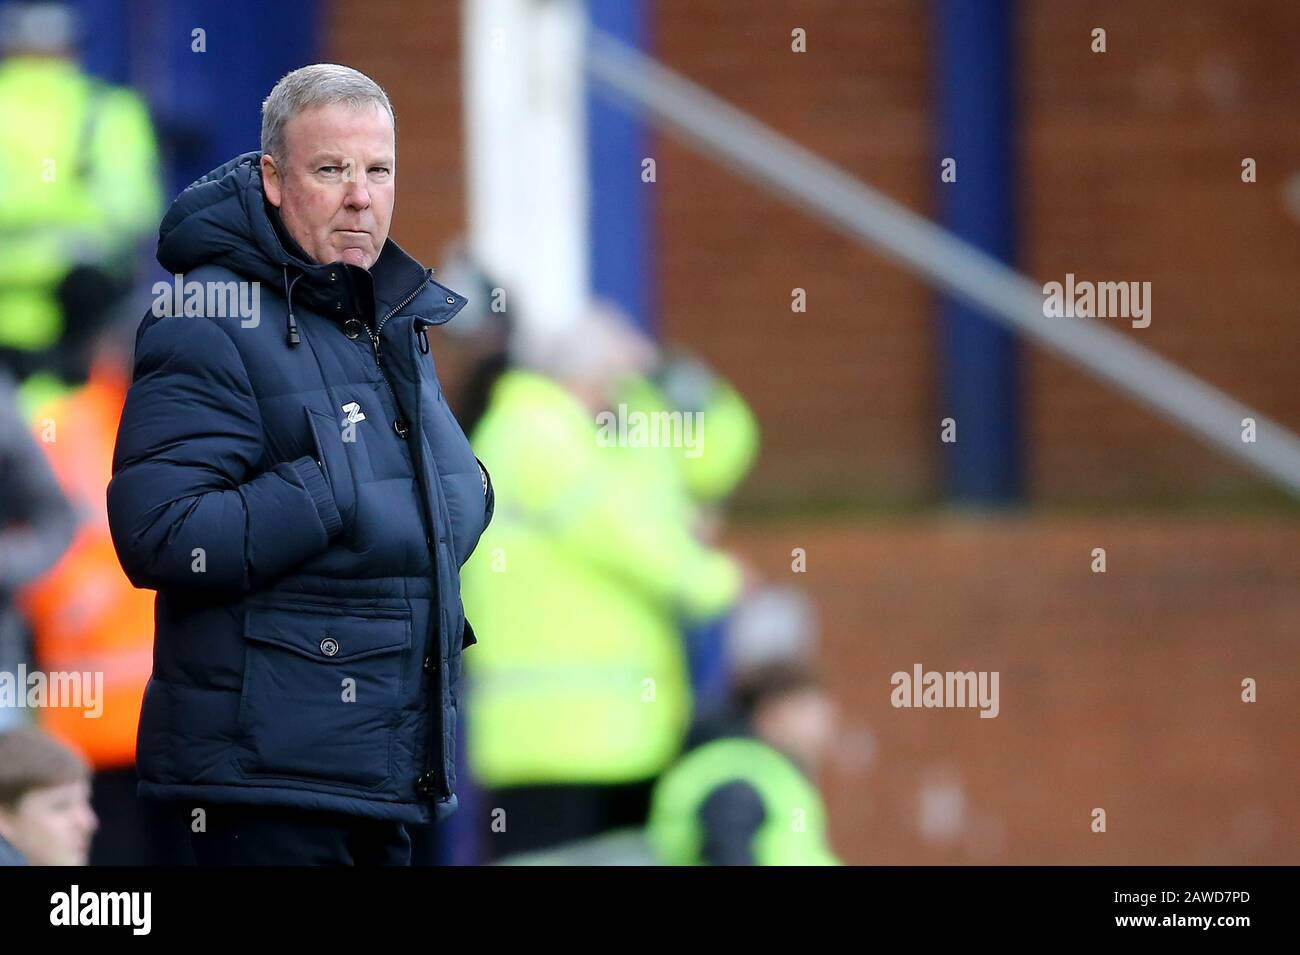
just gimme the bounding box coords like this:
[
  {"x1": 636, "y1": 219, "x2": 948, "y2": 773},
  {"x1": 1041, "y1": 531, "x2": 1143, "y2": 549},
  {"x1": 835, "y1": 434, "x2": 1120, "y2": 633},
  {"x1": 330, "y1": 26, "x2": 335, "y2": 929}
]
[{"x1": 462, "y1": 0, "x2": 590, "y2": 348}]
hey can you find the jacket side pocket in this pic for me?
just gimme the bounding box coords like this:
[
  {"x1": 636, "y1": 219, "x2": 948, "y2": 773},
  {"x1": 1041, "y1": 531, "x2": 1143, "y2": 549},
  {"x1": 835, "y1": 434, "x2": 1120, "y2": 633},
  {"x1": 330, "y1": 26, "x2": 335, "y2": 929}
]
[{"x1": 237, "y1": 601, "x2": 411, "y2": 790}]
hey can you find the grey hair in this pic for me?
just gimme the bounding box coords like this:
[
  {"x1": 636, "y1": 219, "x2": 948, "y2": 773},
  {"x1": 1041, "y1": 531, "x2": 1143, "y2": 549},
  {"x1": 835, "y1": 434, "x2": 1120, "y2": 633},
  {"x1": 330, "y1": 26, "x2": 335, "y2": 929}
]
[
  {"x1": 260, "y1": 64, "x2": 395, "y2": 165},
  {"x1": 0, "y1": 3, "x2": 79, "y2": 54}
]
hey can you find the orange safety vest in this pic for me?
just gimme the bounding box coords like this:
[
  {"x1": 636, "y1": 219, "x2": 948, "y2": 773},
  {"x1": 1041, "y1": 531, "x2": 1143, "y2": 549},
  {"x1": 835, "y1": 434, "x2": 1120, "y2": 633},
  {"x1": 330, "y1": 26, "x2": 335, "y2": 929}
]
[{"x1": 19, "y1": 358, "x2": 154, "y2": 769}]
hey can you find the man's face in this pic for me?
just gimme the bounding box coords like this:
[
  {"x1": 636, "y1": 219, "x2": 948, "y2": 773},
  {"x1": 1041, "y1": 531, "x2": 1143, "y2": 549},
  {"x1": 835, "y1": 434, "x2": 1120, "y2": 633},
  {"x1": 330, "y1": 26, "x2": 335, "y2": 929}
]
[
  {"x1": 261, "y1": 101, "x2": 395, "y2": 269},
  {"x1": 0, "y1": 780, "x2": 98, "y2": 866}
]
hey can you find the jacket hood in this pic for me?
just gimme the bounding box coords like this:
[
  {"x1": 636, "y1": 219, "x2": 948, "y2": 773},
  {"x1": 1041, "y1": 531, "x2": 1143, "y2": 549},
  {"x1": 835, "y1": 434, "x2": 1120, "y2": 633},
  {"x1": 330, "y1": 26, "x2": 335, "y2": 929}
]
[
  {"x1": 156, "y1": 151, "x2": 468, "y2": 344},
  {"x1": 157, "y1": 151, "x2": 292, "y2": 287}
]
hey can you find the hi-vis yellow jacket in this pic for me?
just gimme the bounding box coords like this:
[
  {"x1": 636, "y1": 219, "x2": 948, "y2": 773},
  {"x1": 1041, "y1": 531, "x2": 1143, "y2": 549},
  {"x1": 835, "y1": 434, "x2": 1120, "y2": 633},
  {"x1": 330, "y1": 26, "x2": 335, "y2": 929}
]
[
  {"x1": 0, "y1": 54, "x2": 161, "y2": 403},
  {"x1": 461, "y1": 370, "x2": 742, "y2": 786}
]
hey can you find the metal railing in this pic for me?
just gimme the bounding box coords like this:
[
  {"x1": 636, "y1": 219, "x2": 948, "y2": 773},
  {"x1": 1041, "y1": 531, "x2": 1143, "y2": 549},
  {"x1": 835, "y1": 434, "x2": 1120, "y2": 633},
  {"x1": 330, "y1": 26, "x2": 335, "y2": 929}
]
[{"x1": 586, "y1": 30, "x2": 1300, "y2": 497}]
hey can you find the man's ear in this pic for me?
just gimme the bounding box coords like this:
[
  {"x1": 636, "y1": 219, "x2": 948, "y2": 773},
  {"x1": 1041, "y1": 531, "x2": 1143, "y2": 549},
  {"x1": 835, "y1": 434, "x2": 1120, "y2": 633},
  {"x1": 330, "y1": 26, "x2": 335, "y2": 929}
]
[{"x1": 261, "y1": 154, "x2": 283, "y2": 208}]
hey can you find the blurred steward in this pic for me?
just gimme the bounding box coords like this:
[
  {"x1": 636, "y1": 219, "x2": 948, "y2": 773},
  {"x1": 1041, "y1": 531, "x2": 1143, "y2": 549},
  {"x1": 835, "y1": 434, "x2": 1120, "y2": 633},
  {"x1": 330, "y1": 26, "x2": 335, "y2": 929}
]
[
  {"x1": 647, "y1": 652, "x2": 840, "y2": 866},
  {"x1": 460, "y1": 299, "x2": 747, "y2": 859},
  {"x1": 0, "y1": 367, "x2": 75, "y2": 733},
  {"x1": 0, "y1": 0, "x2": 174, "y2": 864},
  {"x1": 0, "y1": 0, "x2": 162, "y2": 416},
  {"x1": 441, "y1": 248, "x2": 761, "y2": 721},
  {"x1": 16, "y1": 346, "x2": 191, "y2": 865},
  {"x1": 0, "y1": 725, "x2": 98, "y2": 865}
]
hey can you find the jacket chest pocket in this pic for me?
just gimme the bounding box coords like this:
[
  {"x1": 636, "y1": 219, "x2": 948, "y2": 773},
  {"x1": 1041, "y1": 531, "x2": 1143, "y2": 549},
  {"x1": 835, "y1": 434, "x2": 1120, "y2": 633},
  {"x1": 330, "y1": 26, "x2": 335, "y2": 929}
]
[
  {"x1": 237, "y1": 601, "x2": 411, "y2": 790},
  {"x1": 305, "y1": 407, "x2": 361, "y2": 533}
]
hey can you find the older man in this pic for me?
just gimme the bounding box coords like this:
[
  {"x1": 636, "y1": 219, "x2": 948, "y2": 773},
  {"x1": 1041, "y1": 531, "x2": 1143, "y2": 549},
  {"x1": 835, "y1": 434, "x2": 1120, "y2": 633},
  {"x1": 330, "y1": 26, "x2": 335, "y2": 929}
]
[{"x1": 107, "y1": 64, "x2": 493, "y2": 865}]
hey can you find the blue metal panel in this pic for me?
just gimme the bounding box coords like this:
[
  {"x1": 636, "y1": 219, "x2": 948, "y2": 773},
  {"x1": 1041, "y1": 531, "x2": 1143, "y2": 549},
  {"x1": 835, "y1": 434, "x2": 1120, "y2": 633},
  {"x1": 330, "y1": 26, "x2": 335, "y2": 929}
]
[
  {"x1": 585, "y1": 0, "x2": 654, "y2": 335},
  {"x1": 71, "y1": 0, "x2": 130, "y2": 83},
  {"x1": 933, "y1": 0, "x2": 1021, "y2": 504}
]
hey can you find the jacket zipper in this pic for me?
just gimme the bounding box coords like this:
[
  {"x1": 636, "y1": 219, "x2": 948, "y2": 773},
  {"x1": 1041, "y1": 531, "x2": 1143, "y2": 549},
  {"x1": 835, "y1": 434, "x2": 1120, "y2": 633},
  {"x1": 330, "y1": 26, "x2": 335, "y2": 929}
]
[
  {"x1": 359, "y1": 271, "x2": 450, "y2": 800},
  {"x1": 364, "y1": 272, "x2": 429, "y2": 435}
]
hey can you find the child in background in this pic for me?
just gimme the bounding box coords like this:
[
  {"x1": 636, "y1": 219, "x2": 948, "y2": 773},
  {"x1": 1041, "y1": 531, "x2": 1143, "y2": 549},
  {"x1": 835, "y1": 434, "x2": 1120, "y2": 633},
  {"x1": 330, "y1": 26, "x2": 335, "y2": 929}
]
[{"x1": 0, "y1": 726, "x2": 98, "y2": 865}]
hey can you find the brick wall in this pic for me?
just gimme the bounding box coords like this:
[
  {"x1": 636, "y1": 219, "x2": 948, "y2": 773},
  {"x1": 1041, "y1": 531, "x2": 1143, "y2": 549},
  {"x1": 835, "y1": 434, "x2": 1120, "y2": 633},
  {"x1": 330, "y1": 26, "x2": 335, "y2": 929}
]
[
  {"x1": 652, "y1": 0, "x2": 936, "y2": 505},
  {"x1": 1021, "y1": 1, "x2": 1300, "y2": 502},
  {"x1": 725, "y1": 513, "x2": 1300, "y2": 864}
]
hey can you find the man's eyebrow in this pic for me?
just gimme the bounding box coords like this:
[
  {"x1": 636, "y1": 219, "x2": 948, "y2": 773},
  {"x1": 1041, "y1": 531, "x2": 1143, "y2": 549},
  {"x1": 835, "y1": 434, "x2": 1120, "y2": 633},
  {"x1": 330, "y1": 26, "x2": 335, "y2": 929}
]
[{"x1": 305, "y1": 153, "x2": 394, "y2": 167}]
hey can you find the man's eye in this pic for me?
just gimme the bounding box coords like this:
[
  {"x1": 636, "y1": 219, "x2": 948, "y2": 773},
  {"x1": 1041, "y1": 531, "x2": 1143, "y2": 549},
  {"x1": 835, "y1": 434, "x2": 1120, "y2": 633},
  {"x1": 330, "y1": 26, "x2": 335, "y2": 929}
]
[
  {"x1": 370, "y1": 167, "x2": 391, "y2": 175},
  {"x1": 319, "y1": 166, "x2": 341, "y2": 174}
]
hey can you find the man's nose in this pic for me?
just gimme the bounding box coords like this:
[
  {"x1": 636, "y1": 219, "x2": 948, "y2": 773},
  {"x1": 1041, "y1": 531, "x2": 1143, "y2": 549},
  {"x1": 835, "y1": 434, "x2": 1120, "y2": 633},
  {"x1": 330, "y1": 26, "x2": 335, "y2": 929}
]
[{"x1": 344, "y1": 170, "x2": 372, "y2": 210}]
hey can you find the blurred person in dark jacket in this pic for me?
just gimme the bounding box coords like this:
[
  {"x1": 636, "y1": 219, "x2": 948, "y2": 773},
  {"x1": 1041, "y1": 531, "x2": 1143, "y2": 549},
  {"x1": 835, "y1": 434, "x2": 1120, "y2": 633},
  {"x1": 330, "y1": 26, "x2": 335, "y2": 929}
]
[
  {"x1": 0, "y1": 368, "x2": 75, "y2": 733},
  {"x1": 430, "y1": 245, "x2": 512, "y2": 440},
  {"x1": 19, "y1": 342, "x2": 193, "y2": 865},
  {"x1": 0, "y1": 726, "x2": 98, "y2": 865}
]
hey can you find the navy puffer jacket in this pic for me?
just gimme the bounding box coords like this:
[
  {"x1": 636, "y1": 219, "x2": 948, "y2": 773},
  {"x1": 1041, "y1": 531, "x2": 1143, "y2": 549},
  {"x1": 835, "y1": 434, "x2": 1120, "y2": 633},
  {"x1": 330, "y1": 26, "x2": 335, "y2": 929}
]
[{"x1": 107, "y1": 152, "x2": 493, "y2": 824}]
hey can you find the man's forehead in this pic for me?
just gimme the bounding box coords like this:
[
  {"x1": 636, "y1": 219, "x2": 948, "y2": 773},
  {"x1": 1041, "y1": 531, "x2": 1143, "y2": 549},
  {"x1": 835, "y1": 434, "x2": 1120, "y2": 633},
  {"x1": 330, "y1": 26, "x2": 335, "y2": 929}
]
[{"x1": 284, "y1": 102, "x2": 394, "y2": 159}]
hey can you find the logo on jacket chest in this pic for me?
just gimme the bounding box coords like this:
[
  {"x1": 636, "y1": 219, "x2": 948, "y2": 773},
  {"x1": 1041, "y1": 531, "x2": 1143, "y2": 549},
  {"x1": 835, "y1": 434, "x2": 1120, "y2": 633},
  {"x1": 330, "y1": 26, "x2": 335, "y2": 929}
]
[{"x1": 340, "y1": 401, "x2": 366, "y2": 443}]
